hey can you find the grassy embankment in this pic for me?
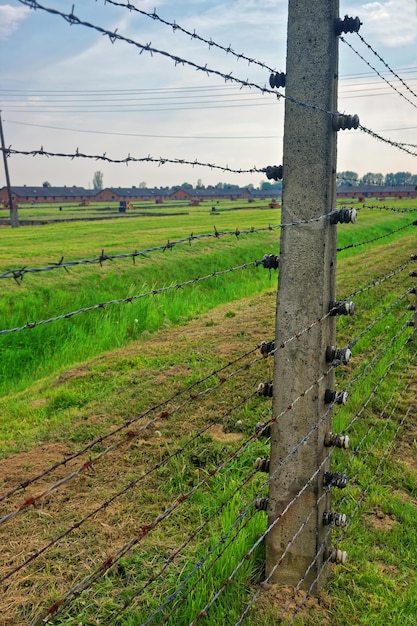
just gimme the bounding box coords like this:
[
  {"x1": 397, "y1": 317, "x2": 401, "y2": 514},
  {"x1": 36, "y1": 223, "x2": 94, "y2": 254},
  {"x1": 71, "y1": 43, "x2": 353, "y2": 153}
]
[{"x1": 0, "y1": 198, "x2": 416, "y2": 625}]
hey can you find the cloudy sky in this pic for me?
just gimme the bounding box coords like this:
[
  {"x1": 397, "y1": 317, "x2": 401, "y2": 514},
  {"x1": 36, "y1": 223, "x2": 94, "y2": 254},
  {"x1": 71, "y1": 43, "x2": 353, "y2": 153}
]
[{"x1": 0, "y1": 0, "x2": 416, "y2": 189}]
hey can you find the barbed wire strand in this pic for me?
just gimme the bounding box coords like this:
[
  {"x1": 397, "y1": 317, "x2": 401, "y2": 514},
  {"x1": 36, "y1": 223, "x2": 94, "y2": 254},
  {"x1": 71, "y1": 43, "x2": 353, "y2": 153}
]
[
  {"x1": 0, "y1": 346, "x2": 273, "y2": 525},
  {"x1": 12, "y1": 1, "x2": 417, "y2": 164},
  {"x1": 2, "y1": 146, "x2": 265, "y2": 175},
  {"x1": 102, "y1": 0, "x2": 280, "y2": 74},
  {"x1": 0, "y1": 259, "x2": 262, "y2": 335},
  {"x1": 0, "y1": 224, "x2": 279, "y2": 281},
  {"x1": 340, "y1": 36, "x2": 417, "y2": 111},
  {"x1": 1, "y1": 388, "x2": 261, "y2": 588},
  {"x1": 337, "y1": 220, "x2": 417, "y2": 253},
  {"x1": 0, "y1": 343, "x2": 262, "y2": 504},
  {"x1": 355, "y1": 32, "x2": 417, "y2": 102},
  {"x1": 288, "y1": 396, "x2": 415, "y2": 625},
  {"x1": 189, "y1": 454, "x2": 332, "y2": 626},
  {"x1": 27, "y1": 365, "x2": 337, "y2": 624}
]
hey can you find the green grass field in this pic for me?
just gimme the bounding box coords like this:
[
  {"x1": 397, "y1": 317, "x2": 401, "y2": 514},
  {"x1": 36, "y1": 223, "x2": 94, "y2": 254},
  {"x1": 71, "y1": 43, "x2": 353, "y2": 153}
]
[{"x1": 0, "y1": 197, "x2": 417, "y2": 625}]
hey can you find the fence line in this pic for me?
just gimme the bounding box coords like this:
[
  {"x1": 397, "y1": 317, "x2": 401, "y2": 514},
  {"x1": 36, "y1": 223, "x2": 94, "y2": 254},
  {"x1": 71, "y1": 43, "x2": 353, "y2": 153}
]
[{"x1": 1, "y1": 240, "x2": 415, "y2": 624}]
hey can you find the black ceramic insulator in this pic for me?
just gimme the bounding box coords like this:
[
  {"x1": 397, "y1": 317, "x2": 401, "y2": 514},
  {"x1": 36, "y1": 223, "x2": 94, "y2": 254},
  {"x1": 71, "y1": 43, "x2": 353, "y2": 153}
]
[
  {"x1": 260, "y1": 340, "x2": 275, "y2": 356},
  {"x1": 335, "y1": 15, "x2": 361, "y2": 35},
  {"x1": 323, "y1": 471, "x2": 348, "y2": 489}
]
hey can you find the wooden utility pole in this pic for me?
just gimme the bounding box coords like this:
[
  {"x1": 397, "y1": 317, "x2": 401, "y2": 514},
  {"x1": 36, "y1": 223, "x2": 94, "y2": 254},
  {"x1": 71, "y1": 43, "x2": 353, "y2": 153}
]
[
  {"x1": 266, "y1": 0, "x2": 339, "y2": 591},
  {"x1": 0, "y1": 112, "x2": 19, "y2": 228}
]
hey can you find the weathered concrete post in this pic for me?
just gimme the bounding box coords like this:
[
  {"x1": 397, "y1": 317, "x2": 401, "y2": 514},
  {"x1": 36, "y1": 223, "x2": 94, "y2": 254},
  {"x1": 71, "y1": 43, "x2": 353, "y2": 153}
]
[{"x1": 266, "y1": 0, "x2": 339, "y2": 590}]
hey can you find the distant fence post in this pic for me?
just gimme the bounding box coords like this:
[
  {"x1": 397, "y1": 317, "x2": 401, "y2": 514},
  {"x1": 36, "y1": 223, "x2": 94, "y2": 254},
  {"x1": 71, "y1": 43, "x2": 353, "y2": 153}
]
[
  {"x1": 0, "y1": 112, "x2": 19, "y2": 228},
  {"x1": 265, "y1": 0, "x2": 340, "y2": 591}
]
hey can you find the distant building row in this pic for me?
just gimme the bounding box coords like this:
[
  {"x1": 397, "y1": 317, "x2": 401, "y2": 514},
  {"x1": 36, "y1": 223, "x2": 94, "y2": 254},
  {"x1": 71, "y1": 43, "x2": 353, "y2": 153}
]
[{"x1": 1, "y1": 184, "x2": 416, "y2": 206}]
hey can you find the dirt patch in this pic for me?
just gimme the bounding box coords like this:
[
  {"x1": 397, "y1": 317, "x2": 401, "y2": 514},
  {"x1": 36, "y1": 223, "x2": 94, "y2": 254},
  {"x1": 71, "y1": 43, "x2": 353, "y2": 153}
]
[
  {"x1": 364, "y1": 508, "x2": 398, "y2": 532},
  {"x1": 0, "y1": 442, "x2": 70, "y2": 493},
  {"x1": 256, "y1": 583, "x2": 333, "y2": 625},
  {"x1": 209, "y1": 423, "x2": 244, "y2": 444}
]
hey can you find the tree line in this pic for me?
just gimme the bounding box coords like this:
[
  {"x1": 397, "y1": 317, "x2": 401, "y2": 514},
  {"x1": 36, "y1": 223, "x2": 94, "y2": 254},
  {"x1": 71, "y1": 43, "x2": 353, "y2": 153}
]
[{"x1": 337, "y1": 171, "x2": 417, "y2": 186}]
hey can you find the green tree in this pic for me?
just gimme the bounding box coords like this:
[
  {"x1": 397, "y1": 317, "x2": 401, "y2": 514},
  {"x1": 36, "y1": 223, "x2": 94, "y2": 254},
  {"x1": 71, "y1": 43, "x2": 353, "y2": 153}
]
[
  {"x1": 92, "y1": 171, "x2": 104, "y2": 190},
  {"x1": 42, "y1": 181, "x2": 51, "y2": 187}
]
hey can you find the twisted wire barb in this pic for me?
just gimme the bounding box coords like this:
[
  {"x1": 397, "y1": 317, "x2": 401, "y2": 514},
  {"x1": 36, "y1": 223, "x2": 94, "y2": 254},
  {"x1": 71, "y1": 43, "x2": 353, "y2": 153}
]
[{"x1": 359, "y1": 124, "x2": 417, "y2": 157}]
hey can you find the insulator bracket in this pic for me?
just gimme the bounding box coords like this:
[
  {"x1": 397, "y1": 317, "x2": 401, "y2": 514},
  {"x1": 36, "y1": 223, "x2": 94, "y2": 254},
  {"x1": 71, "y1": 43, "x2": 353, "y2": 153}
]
[
  {"x1": 329, "y1": 300, "x2": 355, "y2": 316},
  {"x1": 323, "y1": 471, "x2": 348, "y2": 489},
  {"x1": 257, "y1": 382, "x2": 273, "y2": 397},
  {"x1": 323, "y1": 511, "x2": 347, "y2": 527},
  {"x1": 326, "y1": 345, "x2": 352, "y2": 365},
  {"x1": 255, "y1": 497, "x2": 269, "y2": 511},
  {"x1": 324, "y1": 432, "x2": 350, "y2": 449},
  {"x1": 269, "y1": 72, "x2": 286, "y2": 89},
  {"x1": 260, "y1": 340, "x2": 275, "y2": 356},
  {"x1": 333, "y1": 113, "x2": 360, "y2": 131},
  {"x1": 335, "y1": 15, "x2": 362, "y2": 35},
  {"x1": 254, "y1": 457, "x2": 270, "y2": 473},
  {"x1": 257, "y1": 254, "x2": 280, "y2": 270},
  {"x1": 325, "y1": 547, "x2": 348, "y2": 564},
  {"x1": 324, "y1": 389, "x2": 348, "y2": 405},
  {"x1": 329, "y1": 208, "x2": 357, "y2": 224},
  {"x1": 265, "y1": 165, "x2": 283, "y2": 181}
]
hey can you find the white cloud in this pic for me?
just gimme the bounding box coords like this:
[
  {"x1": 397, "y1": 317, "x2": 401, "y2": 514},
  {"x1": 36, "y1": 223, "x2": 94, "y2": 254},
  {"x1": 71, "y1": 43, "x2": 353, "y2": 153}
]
[
  {"x1": 0, "y1": 5, "x2": 30, "y2": 40},
  {"x1": 361, "y1": 1, "x2": 417, "y2": 46}
]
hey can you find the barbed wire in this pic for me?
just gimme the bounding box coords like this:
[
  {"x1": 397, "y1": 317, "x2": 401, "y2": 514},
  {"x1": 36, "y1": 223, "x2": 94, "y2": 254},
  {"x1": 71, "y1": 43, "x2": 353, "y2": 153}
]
[
  {"x1": 254, "y1": 344, "x2": 415, "y2": 625},
  {"x1": 0, "y1": 259, "x2": 262, "y2": 335},
  {"x1": 0, "y1": 339, "x2": 269, "y2": 507},
  {"x1": 282, "y1": 356, "x2": 416, "y2": 624},
  {"x1": 0, "y1": 208, "x2": 361, "y2": 283},
  {"x1": 102, "y1": 0, "x2": 280, "y2": 74},
  {"x1": 347, "y1": 289, "x2": 413, "y2": 350},
  {"x1": 1, "y1": 146, "x2": 264, "y2": 175},
  {"x1": 190, "y1": 453, "x2": 332, "y2": 625},
  {"x1": 26, "y1": 361, "x2": 338, "y2": 624},
  {"x1": 13, "y1": 1, "x2": 417, "y2": 166},
  {"x1": 108, "y1": 478, "x2": 261, "y2": 625},
  {"x1": 0, "y1": 223, "x2": 282, "y2": 283},
  {"x1": 359, "y1": 124, "x2": 417, "y2": 157},
  {"x1": 336, "y1": 348, "x2": 416, "y2": 510},
  {"x1": 0, "y1": 386, "x2": 261, "y2": 588},
  {"x1": 358, "y1": 205, "x2": 417, "y2": 213},
  {"x1": 345, "y1": 258, "x2": 412, "y2": 301},
  {"x1": 16, "y1": 0, "x2": 281, "y2": 97},
  {"x1": 337, "y1": 220, "x2": 416, "y2": 253},
  {"x1": 355, "y1": 32, "x2": 417, "y2": 102},
  {"x1": 0, "y1": 345, "x2": 271, "y2": 525},
  {"x1": 340, "y1": 36, "x2": 417, "y2": 111}
]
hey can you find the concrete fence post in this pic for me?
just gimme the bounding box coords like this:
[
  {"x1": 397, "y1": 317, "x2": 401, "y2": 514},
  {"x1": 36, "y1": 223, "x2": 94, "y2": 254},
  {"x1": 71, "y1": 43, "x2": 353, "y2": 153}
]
[{"x1": 266, "y1": 0, "x2": 340, "y2": 591}]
